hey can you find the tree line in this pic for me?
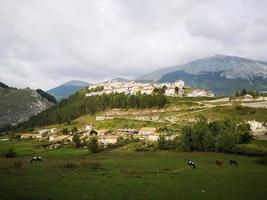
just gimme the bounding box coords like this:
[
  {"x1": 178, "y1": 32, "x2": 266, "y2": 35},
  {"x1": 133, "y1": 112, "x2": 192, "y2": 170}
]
[{"x1": 15, "y1": 92, "x2": 167, "y2": 130}]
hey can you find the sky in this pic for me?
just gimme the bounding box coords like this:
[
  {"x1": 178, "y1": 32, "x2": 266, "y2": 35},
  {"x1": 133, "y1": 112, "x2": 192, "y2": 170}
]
[{"x1": 0, "y1": 0, "x2": 267, "y2": 90}]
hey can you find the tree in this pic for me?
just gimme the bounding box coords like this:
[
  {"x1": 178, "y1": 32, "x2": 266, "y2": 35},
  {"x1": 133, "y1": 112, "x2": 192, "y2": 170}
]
[
  {"x1": 87, "y1": 137, "x2": 99, "y2": 153},
  {"x1": 175, "y1": 87, "x2": 179, "y2": 94},
  {"x1": 72, "y1": 133, "x2": 81, "y2": 148},
  {"x1": 241, "y1": 88, "x2": 247, "y2": 96},
  {"x1": 72, "y1": 127, "x2": 78, "y2": 134},
  {"x1": 62, "y1": 128, "x2": 69, "y2": 135},
  {"x1": 89, "y1": 130, "x2": 98, "y2": 136}
]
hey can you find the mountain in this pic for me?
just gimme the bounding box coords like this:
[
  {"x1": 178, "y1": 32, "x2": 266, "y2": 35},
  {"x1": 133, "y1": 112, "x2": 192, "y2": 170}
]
[
  {"x1": 0, "y1": 82, "x2": 55, "y2": 127},
  {"x1": 47, "y1": 80, "x2": 92, "y2": 101},
  {"x1": 137, "y1": 55, "x2": 267, "y2": 95},
  {"x1": 110, "y1": 77, "x2": 130, "y2": 82}
]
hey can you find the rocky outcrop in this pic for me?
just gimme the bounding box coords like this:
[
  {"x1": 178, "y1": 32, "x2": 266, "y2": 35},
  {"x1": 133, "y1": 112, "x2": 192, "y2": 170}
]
[{"x1": 0, "y1": 85, "x2": 55, "y2": 126}]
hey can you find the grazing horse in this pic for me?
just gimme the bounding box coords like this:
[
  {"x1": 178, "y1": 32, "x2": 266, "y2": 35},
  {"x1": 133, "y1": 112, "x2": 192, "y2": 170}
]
[
  {"x1": 30, "y1": 156, "x2": 42, "y2": 163},
  {"x1": 215, "y1": 159, "x2": 224, "y2": 168},
  {"x1": 187, "y1": 160, "x2": 196, "y2": 169},
  {"x1": 229, "y1": 160, "x2": 238, "y2": 167}
]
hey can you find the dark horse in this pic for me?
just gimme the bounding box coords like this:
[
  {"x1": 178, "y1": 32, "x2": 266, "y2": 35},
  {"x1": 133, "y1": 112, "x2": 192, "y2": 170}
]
[
  {"x1": 229, "y1": 160, "x2": 238, "y2": 167},
  {"x1": 188, "y1": 160, "x2": 196, "y2": 169},
  {"x1": 30, "y1": 156, "x2": 42, "y2": 163}
]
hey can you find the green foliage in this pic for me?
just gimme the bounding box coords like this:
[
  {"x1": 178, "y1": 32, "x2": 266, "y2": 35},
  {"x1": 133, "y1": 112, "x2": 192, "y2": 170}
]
[
  {"x1": 156, "y1": 134, "x2": 176, "y2": 150},
  {"x1": 61, "y1": 128, "x2": 69, "y2": 135},
  {"x1": 235, "y1": 88, "x2": 260, "y2": 97},
  {"x1": 87, "y1": 86, "x2": 104, "y2": 93},
  {"x1": 87, "y1": 137, "x2": 99, "y2": 153},
  {"x1": 1, "y1": 148, "x2": 17, "y2": 158},
  {"x1": 89, "y1": 130, "x2": 97, "y2": 136},
  {"x1": 72, "y1": 133, "x2": 81, "y2": 148},
  {"x1": 71, "y1": 127, "x2": 78, "y2": 133},
  {"x1": 17, "y1": 93, "x2": 167, "y2": 129},
  {"x1": 179, "y1": 116, "x2": 253, "y2": 152},
  {"x1": 36, "y1": 89, "x2": 57, "y2": 104},
  {"x1": 153, "y1": 86, "x2": 166, "y2": 95}
]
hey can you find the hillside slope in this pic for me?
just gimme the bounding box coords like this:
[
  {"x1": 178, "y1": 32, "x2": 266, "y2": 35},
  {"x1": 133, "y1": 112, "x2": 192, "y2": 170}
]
[
  {"x1": 47, "y1": 80, "x2": 92, "y2": 101},
  {"x1": 0, "y1": 83, "x2": 55, "y2": 126}
]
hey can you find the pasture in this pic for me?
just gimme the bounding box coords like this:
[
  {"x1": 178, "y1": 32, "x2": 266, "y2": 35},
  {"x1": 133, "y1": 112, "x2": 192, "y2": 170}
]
[{"x1": 1, "y1": 140, "x2": 267, "y2": 200}]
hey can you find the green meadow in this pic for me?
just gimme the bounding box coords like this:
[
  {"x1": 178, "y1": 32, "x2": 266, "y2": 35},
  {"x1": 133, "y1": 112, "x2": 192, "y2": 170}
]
[{"x1": 1, "y1": 140, "x2": 267, "y2": 200}]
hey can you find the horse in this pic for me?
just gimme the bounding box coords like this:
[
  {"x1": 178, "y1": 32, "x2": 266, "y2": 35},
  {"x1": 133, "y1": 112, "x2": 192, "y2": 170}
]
[
  {"x1": 215, "y1": 159, "x2": 224, "y2": 168},
  {"x1": 188, "y1": 160, "x2": 196, "y2": 169},
  {"x1": 30, "y1": 156, "x2": 42, "y2": 163},
  {"x1": 229, "y1": 160, "x2": 238, "y2": 167}
]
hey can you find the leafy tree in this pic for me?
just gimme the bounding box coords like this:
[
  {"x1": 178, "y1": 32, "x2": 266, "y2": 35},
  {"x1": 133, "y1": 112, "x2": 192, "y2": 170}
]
[
  {"x1": 72, "y1": 133, "x2": 81, "y2": 148},
  {"x1": 72, "y1": 127, "x2": 78, "y2": 134},
  {"x1": 179, "y1": 116, "x2": 252, "y2": 152},
  {"x1": 241, "y1": 88, "x2": 247, "y2": 96},
  {"x1": 87, "y1": 137, "x2": 99, "y2": 153},
  {"x1": 89, "y1": 130, "x2": 98, "y2": 136},
  {"x1": 62, "y1": 128, "x2": 69, "y2": 135}
]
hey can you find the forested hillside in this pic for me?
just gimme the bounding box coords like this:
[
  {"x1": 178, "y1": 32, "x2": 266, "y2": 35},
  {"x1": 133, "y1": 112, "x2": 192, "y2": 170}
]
[{"x1": 17, "y1": 92, "x2": 167, "y2": 129}]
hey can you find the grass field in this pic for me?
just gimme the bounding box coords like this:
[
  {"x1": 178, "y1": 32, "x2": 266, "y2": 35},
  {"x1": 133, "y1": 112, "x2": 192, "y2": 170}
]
[{"x1": 1, "y1": 140, "x2": 267, "y2": 200}]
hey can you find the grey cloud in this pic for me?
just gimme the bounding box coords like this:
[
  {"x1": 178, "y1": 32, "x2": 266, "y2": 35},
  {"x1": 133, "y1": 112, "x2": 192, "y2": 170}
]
[{"x1": 0, "y1": 0, "x2": 266, "y2": 90}]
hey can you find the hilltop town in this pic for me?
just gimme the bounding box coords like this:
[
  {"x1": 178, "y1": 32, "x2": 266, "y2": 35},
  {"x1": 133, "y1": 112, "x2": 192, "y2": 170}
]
[{"x1": 85, "y1": 80, "x2": 214, "y2": 97}]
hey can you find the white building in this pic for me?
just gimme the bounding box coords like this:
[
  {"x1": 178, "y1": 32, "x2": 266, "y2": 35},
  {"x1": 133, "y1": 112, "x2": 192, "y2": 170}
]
[
  {"x1": 98, "y1": 135, "x2": 119, "y2": 145},
  {"x1": 139, "y1": 127, "x2": 157, "y2": 135},
  {"x1": 148, "y1": 134, "x2": 159, "y2": 141}
]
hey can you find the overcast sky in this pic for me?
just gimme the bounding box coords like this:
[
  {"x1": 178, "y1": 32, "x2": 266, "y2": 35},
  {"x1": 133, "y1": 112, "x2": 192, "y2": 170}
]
[{"x1": 1, "y1": 0, "x2": 267, "y2": 90}]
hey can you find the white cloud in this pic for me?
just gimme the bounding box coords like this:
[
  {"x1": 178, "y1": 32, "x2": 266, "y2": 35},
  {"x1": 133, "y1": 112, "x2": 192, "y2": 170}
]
[{"x1": 0, "y1": 0, "x2": 266, "y2": 89}]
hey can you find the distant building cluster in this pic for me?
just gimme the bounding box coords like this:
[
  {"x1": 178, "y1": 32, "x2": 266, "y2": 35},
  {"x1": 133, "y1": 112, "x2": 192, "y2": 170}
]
[
  {"x1": 19, "y1": 125, "x2": 172, "y2": 147},
  {"x1": 85, "y1": 80, "x2": 186, "y2": 97},
  {"x1": 85, "y1": 79, "x2": 214, "y2": 98}
]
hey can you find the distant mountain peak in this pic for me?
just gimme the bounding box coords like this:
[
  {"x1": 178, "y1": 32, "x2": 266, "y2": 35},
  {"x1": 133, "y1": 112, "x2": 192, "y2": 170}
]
[
  {"x1": 47, "y1": 80, "x2": 92, "y2": 101},
  {"x1": 62, "y1": 80, "x2": 91, "y2": 87},
  {"x1": 137, "y1": 54, "x2": 267, "y2": 95}
]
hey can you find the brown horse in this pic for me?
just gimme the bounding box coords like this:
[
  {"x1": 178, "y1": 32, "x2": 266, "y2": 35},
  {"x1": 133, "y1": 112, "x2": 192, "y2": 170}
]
[{"x1": 215, "y1": 159, "x2": 224, "y2": 168}]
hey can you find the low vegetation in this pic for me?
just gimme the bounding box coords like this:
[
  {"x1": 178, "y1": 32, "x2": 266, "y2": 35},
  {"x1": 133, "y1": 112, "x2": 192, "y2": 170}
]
[{"x1": 1, "y1": 148, "x2": 17, "y2": 158}]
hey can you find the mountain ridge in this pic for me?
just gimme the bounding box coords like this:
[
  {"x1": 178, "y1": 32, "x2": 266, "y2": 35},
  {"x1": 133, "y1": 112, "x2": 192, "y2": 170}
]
[{"x1": 137, "y1": 54, "x2": 267, "y2": 95}]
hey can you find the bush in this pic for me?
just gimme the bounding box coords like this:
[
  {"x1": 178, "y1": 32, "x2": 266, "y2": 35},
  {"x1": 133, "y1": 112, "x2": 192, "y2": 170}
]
[
  {"x1": 2, "y1": 148, "x2": 17, "y2": 158},
  {"x1": 255, "y1": 157, "x2": 267, "y2": 165},
  {"x1": 80, "y1": 160, "x2": 102, "y2": 170},
  {"x1": 157, "y1": 134, "x2": 176, "y2": 150},
  {"x1": 87, "y1": 137, "x2": 100, "y2": 153},
  {"x1": 179, "y1": 116, "x2": 253, "y2": 153},
  {"x1": 58, "y1": 162, "x2": 78, "y2": 169},
  {"x1": 13, "y1": 160, "x2": 24, "y2": 169}
]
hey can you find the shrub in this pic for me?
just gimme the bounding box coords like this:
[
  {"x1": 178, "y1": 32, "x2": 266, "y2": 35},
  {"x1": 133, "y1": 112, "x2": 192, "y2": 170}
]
[
  {"x1": 58, "y1": 162, "x2": 78, "y2": 169},
  {"x1": 179, "y1": 116, "x2": 253, "y2": 153},
  {"x1": 255, "y1": 157, "x2": 267, "y2": 165},
  {"x1": 2, "y1": 148, "x2": 17, "y2": 158},
  {"x1": 87, "y1": 137, "x2": 99, "y2": 153},
  {"x1": 80, "y1": 160, "x2": 102, "y2": 170},
  {"x1": 13, "y1": 160, "x2": 24, "y2": 169}
]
